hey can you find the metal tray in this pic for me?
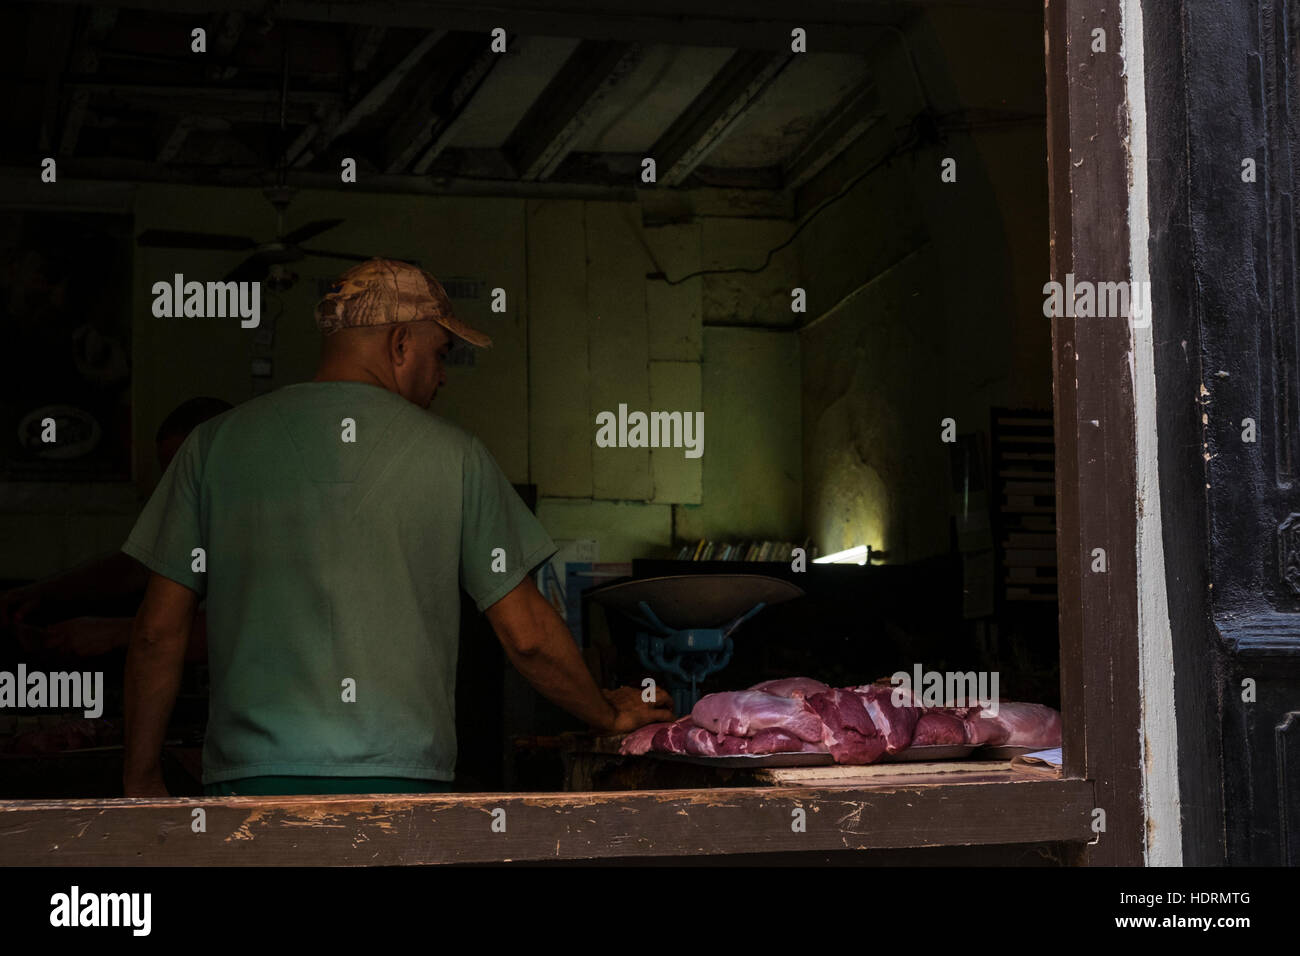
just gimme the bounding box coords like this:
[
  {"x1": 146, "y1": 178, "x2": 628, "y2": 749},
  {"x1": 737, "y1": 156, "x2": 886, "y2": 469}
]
[
  {"x1": 639, "y1": 744, "x2": 1036, "y2": 767},
  {"x1": 585, "y1": 574, "x2": 805, "y2": 629}
]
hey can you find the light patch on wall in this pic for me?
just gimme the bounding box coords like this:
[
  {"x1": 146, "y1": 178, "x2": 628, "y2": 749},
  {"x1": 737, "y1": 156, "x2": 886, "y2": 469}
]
[{"x1": 812, "y1": 443, "x2": 889, "y2": 559}]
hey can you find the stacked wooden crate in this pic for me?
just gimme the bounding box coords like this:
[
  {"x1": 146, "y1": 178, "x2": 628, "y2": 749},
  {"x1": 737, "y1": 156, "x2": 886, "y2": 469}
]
[{"x1": 991, "y1": 410, "x2": 1057, "y2": 604}]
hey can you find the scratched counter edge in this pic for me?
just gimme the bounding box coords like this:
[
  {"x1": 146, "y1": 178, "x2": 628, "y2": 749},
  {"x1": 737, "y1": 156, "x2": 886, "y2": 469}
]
[{"x1": 0, "y1": 775, "x2": 1094, "y2": 865}]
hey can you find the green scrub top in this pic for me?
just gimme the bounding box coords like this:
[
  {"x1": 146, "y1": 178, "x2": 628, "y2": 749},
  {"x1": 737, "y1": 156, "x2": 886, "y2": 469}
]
[{"x1": 124, "y1": 381, "x2": 556, "y2": 785}]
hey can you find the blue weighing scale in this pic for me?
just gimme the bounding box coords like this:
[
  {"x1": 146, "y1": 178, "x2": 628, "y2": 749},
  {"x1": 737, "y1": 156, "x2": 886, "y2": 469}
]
[{"x1": 586, "y1": 574, "x2": 806, "y2": 714}]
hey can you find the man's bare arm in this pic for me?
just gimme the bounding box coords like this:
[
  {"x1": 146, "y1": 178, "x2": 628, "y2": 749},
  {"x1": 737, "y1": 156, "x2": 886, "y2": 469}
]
[
  {"x1": 123, "y1": 573, "x2": 198, "y2": 796},
  {"x1": 485, "y1": 576, "x2": 674, "y2": 733}
]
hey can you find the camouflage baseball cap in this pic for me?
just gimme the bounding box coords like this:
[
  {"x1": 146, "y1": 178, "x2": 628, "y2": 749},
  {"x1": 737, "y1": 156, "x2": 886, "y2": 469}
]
[{"x1": 314, "y1": 258, "x2": 492, "y2": 347}]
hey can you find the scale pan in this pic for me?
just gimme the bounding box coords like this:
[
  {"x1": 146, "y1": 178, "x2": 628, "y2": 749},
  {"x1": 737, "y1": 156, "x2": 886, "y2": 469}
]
[{"x1": 585, "y1": 574, "x2": 805, "y2": 630}]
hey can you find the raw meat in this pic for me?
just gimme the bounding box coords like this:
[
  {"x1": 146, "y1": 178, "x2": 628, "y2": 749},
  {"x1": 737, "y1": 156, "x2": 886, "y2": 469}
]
[
  {"x1": 690, "y1": 690, "x2": 825, "y2": 743},
  {"x1": 959, "y1": 707, "x2": 1010, "y2": 745},
  {"x1": 739, "y1": 728, "x2": 810, "y2": 755},
  {"x1": 676, "y1": 726, "x2": 813, "y2": 757},
  {"x1": 749, "y1": 677, "x2": 830, "y2": 699},
  {"x1": 861, "y1": 681, "x2": 922, "y2": 710},
  {"x1": 805, "y1": 688, "x2": 886, "y2": 763},
  {"x1": 617, "y1": 678, "x2": 1061, "y2": 765},
  {"x1": 911, "y1": 711, "x2": 968, "y2": 746},
  {"x1": 856, "y1": 684, "x2": 920, "y2": 753},
  {"x1": 684, "y1": 726, "x2": 721, "y2": 756},
  {"x1": 804, "y1": 688, "x2": 875, "y2": 735},
  {"x1": 821, "y1": 726, "x2": 888, "y2": 764},
  {"x1": 619, "y1": 721, "x2": 666, "y2": 756},
  {"x1": 806, "y1": 686, "x2": 918, "y2": 757},
  {"x1": 984, "y1": 701, "x2": 1062, "y2": 748},
  {"x1": 944, "y1": 702, "x2": 1063, "y2": 748},
  {"x1": 721, "y1": 728, "x2": 809, "y2": 756},
  {"x1": 652, "y1": 716, "x2": 694, "y2": 754}
]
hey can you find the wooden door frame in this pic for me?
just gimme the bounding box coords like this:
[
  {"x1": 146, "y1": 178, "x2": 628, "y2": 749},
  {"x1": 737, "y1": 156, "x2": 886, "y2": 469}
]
[
  {"x1": 1046, "y1": 0, "x2": 1150, "y2": 865},
  {"x1": 0, "y1": 0, "x2": 1153, "y2": 865}
]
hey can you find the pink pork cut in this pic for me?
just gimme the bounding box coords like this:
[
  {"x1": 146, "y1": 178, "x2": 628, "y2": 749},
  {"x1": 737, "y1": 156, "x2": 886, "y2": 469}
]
[
  {"x1": 911, "y1": 711, "x2": 968, "y2": 746},
  {"x1": 805, "y1": 688, "x2": 885, "y2": 763},
  {"x1": 820, "y1": 726, "x2": 888, "y2": 764},
  {"x1": 681, "y1": 726, "x2": 815, "y2": 757},
  {"x1": 983, "y1": 702, "x2": 1062, "y2": 748},
  {"x1": 684, "y1": 726, "x2": 721, "y2": 756},
  {"x1": 718, "y1": 728, "x2": 810, "y2": 756},
  {"x1": 626, "y1": 722, "x2": 813, "y2": 758},
  {"x1": 749, "y1": 677, "x2": 831, "y2": 700},
  {"x1": 619, "y1": 721, "x2": 669, "y2": 756},
  {"x1": 690, "y1": 690, "x2": 825, "y2": 743},
  {"x1": 958, "y1": 707, "x2": 1010, "y2": 745},
  {"x1": 738, "y1": 728, "x2": 810, "y2": 755},
  {"x1": 855, "y1": 684, "x2": 920, "y2": 752},
  {"x1": 944, "y1": 702, "x2": 1063, "y2": 748},
  {"x1": 805, "y1": 688, "x2": 874, "y2": 735},
  {"x1": 805, "y1": 686, "x2": 920, "y2": 763},
  {"x1": 651, "y1": 716, "x2": 694, "y2": 754}
]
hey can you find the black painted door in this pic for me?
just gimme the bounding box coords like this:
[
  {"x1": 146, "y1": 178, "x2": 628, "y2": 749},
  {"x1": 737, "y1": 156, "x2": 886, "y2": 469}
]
[{"x1": 1149, "y1": 0, "x2": 1300, "y2": 865}]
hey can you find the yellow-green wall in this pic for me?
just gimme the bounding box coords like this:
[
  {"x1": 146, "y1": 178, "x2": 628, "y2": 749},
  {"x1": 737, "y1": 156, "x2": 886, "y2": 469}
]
[
  {"x1": 796, "y1": 6, "x2": 1051, "y2": 563},
  {"x1": 3, "y1": 6, "x2": 1050, "y2": 582},
  {"x1": 2, "y1": 185, "x2": 804, "y2": 578}
]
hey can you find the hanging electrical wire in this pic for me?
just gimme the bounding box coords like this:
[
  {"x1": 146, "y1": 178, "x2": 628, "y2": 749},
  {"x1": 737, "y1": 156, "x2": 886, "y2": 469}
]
[{"x1": 648, "y1": 117, "x2": 932, "y2": 286}]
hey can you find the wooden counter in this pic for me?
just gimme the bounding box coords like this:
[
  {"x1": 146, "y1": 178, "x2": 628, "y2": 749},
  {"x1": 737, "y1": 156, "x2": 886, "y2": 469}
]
[{"x1": 0, "y1": 770, "x2": 1094, "y2": 865}]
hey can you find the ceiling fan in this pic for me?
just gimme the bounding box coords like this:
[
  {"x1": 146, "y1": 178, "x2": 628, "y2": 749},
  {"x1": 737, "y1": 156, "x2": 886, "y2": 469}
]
[
  {"x1": 135, "y1": 186, "x2": 370, "y2": 284},
  {"x1": 135, "y1": 22, "x2": 371, "y2": 285}
]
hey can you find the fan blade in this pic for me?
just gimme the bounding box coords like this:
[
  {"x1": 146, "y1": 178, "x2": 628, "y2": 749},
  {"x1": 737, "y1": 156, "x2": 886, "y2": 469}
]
[
  {"x1": 223, "y1": 255, "x2": 270, "y2": 284},
  {"x1": 281, "y1": 218, "x2": 344, "y2": 245},
  {"x1": 137, "y1": 229, "x2": 258, "y2": 251},
  {"x1": 301, "y1": 249, "x2": 374, "y2": 263}
]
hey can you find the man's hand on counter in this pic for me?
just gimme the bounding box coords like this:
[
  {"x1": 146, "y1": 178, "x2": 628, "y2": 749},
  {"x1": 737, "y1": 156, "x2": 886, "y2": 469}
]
[
  {"x1": 487, "y1": 576, "x2": 674, "y2": 735},
  {"x1": 596, "y1": 685, "x2": 676, "y2": 736}
]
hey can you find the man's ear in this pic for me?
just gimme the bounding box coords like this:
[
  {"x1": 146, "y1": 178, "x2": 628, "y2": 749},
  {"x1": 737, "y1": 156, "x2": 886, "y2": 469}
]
[{"x1": 390, "y1": 324, "x2": 410, "y2": 363}]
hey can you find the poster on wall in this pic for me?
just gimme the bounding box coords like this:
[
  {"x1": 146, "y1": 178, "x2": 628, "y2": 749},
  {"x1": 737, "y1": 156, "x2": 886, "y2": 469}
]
[
  {"x1": 0, "y1": 211, "x2": 133, "y2": 482},
  {"x1": 535, "y1": 539, "x2": 598, "y2": 644}
]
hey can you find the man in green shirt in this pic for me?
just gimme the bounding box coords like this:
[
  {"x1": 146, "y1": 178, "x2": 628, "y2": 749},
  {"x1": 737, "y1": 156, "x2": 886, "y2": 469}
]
[{"x1": 121, "y1": 258, "x2": 673, "y2": 797}]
